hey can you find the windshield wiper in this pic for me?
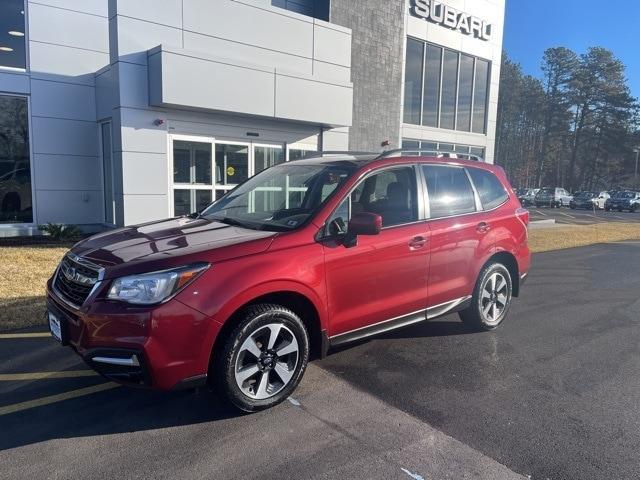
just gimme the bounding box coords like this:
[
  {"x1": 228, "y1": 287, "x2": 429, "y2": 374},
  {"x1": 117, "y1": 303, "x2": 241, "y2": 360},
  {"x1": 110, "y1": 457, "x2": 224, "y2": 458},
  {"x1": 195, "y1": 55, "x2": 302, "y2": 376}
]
[{"x1": 213, "y1": 217, "x2": 255, "y2": 230}]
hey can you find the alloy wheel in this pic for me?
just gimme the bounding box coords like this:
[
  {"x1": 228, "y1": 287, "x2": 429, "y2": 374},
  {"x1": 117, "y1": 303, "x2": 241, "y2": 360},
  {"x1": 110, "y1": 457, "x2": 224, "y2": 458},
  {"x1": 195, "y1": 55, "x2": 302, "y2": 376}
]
[
  {"x1": 234, "y1": 323, "x2": 299, "y2": 400},
  {"x1": 480, "y1": 272, "x2": 510, "y2": 325}
]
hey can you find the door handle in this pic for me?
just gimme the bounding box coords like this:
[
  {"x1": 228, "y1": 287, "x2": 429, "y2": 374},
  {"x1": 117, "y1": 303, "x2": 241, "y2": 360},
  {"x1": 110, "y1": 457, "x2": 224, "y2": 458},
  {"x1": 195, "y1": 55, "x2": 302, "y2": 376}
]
[
  {"x1": 409, "y1": 236, "x2": 427, "y2": 249},
  {"x1": 476, "y1": 222, "x2": 491, "y2": 234}
]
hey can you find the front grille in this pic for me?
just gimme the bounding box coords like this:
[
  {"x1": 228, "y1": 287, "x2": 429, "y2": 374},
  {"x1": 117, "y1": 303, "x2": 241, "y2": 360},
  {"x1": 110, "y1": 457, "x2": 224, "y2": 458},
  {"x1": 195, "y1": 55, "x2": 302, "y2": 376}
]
[{"x1": 53, "y1": 255, "x2": 101, "y2": 307}]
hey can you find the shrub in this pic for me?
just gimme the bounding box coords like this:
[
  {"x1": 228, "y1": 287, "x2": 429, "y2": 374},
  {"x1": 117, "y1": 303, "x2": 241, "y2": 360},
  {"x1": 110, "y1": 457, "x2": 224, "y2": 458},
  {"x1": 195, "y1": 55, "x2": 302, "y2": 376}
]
[{"x1": 38, "y1": 223, "x2": 83, "y2": 241}]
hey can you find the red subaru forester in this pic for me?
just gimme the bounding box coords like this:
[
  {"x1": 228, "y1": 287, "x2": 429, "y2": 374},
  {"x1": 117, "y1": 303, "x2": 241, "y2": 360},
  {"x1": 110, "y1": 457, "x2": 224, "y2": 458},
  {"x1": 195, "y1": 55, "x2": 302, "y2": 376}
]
[{"x1": 47, "y1": 153, "x2": 530, "y2": 411}]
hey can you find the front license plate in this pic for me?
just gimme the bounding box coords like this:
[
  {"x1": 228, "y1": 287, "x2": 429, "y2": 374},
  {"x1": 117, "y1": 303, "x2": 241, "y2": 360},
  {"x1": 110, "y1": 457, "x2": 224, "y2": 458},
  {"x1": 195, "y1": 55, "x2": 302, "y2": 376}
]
[{"x1": 49, "y1": 311, "x2": 62, "y2": 342}]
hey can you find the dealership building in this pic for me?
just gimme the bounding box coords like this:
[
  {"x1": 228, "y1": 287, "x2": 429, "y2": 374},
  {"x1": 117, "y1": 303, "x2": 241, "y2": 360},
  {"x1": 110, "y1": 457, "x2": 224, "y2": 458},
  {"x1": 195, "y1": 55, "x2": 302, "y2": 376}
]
[{"x1": 0, "y1": 0, "x2": 505, "y2": 235}]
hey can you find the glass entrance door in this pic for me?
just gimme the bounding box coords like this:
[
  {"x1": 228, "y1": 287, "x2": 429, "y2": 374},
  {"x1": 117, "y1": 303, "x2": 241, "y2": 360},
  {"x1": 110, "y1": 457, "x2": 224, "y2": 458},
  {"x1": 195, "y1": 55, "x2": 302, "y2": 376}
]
[
  {"x1": 169, "y1": 136, "x2": 314, "y2": 216},
  {"x1": 172, "y1": 138, "x2": 213, "y2": 216}
]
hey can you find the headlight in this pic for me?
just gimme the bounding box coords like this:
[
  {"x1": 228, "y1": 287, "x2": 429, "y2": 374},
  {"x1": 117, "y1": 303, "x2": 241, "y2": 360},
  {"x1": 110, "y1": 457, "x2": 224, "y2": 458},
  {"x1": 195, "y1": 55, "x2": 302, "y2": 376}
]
[{"x1": 107, "y1": 263, "x2": 209, "y2": 305}]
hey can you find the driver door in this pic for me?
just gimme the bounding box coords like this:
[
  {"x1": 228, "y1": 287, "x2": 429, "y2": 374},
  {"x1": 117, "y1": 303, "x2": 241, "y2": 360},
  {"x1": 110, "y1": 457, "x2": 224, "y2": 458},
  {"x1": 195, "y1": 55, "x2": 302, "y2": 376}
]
[{"x1": 321, "y1": 165, "x2": 430, "y2": 338}]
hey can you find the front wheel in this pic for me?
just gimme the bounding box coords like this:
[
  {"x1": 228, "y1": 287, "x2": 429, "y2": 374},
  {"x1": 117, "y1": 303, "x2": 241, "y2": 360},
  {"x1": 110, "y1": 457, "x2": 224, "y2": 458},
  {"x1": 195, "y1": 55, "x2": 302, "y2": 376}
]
[
  {"x1": 213, "y1": 304, "x2": 310, "y2": 412},
  {"x1": 459, "y1": 263, "x2": 513, "y2": 331}
]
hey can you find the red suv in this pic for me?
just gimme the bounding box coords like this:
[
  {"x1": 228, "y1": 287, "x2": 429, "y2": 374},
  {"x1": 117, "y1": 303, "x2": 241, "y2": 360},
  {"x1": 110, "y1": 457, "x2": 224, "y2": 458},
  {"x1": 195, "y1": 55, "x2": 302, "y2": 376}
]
[{"x1": 47, "y1": 153, "x2": 530, "y2": 411}]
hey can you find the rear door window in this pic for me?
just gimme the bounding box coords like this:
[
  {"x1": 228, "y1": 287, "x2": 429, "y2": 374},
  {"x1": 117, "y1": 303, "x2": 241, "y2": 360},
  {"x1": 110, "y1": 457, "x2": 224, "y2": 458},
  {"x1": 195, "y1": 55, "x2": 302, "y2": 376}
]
[
  {"x1": 422, "y1": 165, "x2": 476, "y2": 218},
  {"x1": 467, "y1": 168, "x2": 509, "y2": 210}
]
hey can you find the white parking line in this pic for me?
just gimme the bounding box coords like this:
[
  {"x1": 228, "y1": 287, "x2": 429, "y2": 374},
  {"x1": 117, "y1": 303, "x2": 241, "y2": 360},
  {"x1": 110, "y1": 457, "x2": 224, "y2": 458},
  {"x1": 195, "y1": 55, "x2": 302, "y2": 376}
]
[
  {"x1": 534, "y1": 210, "x2": 548, "y2": 217},
  {"x1": 557, "y1": 212, "x2": 577, "y2": 219}
]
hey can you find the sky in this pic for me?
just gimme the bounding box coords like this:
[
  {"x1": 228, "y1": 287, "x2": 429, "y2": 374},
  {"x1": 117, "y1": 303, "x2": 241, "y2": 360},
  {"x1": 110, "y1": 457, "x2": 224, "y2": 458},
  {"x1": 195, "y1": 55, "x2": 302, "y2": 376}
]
[{"x1": 503, "y1": 0, "x2": 640, "y2": 99}]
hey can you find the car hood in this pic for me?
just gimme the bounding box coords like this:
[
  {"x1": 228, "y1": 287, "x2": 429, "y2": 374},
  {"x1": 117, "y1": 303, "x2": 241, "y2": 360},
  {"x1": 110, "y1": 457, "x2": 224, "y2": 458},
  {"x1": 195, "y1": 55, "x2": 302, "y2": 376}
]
[{"x1": 71, "y1": 217, "x2": 277, "y2": 278}]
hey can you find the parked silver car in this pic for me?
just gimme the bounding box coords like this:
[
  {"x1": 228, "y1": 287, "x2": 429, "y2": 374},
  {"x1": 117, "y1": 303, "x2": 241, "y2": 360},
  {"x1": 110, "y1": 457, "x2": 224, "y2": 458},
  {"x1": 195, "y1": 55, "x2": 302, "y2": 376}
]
[{"x1": 534, "y1": 187, "x2": 572, "y2": 208}]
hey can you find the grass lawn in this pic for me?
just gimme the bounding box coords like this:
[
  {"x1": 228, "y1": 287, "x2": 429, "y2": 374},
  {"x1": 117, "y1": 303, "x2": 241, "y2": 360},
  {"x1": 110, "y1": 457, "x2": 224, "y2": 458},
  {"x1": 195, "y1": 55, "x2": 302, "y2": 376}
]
[
  {"x1": 2, "y1": 222, "x2": 640, "y2": 332},
  {"x1": 0, "y1": 245, "x2": 69, "y2": 332}
]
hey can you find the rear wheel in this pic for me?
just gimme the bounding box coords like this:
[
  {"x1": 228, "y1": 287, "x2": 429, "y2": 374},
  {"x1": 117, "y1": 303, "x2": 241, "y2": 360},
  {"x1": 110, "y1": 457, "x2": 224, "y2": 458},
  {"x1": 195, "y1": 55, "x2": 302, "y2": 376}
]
[
  {"x1": 459, "y1": 263, "x2": 513, "y2": 331},
  {"x1": 213, "y1": 304, "x2": 309, "y2": 412}
]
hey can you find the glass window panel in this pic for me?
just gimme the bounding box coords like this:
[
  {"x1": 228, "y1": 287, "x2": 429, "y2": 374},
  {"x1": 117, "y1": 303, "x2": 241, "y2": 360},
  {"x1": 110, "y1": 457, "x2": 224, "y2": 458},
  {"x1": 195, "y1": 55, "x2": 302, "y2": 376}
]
[
  {"x1": 196, "y1": 190, "x2": 212, "y2": 212},
  {"x1": 467, "y1": 168, "x2": 508, "y2": 210},
  {"x1": 456, "y1": 55, "x2": 474, "y2": 132},
  {"x1": 402, "y1": 139, "x2": 420, "y2": 156},
  {"x1": 438, "y1": 143, "x2": 454, "y2": 152},
  {"x1": 271, "y1": 0, "x2": 329, "y2": 21},
  {"x1": 473, "y1": 59, "x2": 490, "y2": 134},
  {"x1": 194, "y1": 144, "x2": 212, "y2": 184},
  {"x1": 421, "y1": 142, "x2": 438, "y2": 152},
  {"x1": 254, "y1": 145, "x2": 284, "y2": 174},
  {"x1": 0, "y1": 0, "x2": 26, "y2": 70},
  {"x1": 173, "y1": 141, "x2": 191, "y2": 184},
  {"x1": 288, "y1": 148, "x2": 316, "y2": 161},
  {"x1": 422, "y1": 45, "x2": 442, "y2": 127},
  {"x1": 0, "y1": 96, "x2": 31, "y2": 223},
  {"x1": 423, "y1": 165, "x2": 476, "y2": 218},
  {"x1": 440, "y1": 50, "x2": 459, "y2": 130},
  {"x1": 470, "y1": 147, "x2": 485, "y2": 158},
  {"x1": 454, "y1": 144, "x2": 471, "y2": 153},
  {"x1": 216, "y1": 143, "x2": 249, "y2": 185},
  {"x1": 101, "y1": 123, "x2": 114, "y2": 224},
  {"x1": 173, "y1": 189, "x2": 191, "y2": 217},
  {"x1": 403, "y1": 38, "x2": 424, "y2": 125}
]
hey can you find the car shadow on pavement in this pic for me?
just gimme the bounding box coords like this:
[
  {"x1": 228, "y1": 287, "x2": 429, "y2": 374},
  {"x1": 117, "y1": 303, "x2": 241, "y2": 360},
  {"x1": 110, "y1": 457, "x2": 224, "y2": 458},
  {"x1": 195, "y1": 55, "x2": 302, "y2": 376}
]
[{"x1": 0, "y1": 385, "x2": 241, "y2": 451}]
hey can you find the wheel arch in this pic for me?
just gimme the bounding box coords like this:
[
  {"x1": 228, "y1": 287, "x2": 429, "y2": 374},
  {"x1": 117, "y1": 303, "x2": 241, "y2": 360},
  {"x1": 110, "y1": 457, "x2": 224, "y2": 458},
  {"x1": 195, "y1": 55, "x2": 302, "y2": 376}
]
[
  {"x1": 485, "y1": 251, "x2": 521, "y2": 297},
  {"x1": 210, "y1": 289, "x2": 326, "y2": 376}
]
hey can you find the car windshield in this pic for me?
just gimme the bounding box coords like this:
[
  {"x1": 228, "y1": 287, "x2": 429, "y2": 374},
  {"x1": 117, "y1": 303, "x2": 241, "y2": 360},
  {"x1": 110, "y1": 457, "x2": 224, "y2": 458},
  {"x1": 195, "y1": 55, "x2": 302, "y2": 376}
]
[{"x1": 201, "y1": 162, "x2": 356, "y2": 231}]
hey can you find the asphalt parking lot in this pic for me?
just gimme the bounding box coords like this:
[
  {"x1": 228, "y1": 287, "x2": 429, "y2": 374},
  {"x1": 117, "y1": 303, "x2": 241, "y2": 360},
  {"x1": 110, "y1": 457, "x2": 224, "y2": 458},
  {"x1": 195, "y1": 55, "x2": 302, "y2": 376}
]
[
  {"x1": 2, "y1": 242, "x2": 640, "y2": 479},
  {"x1": 528, "y1": 205, "x2": 640, "y2": 225}
]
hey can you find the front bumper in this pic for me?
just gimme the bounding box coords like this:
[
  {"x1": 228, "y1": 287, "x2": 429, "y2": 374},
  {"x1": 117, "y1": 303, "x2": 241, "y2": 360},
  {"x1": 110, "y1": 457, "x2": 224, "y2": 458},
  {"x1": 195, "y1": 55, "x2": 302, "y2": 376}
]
[{"x1": 46, "y1": 280, "x2": 222, "y2": 390}]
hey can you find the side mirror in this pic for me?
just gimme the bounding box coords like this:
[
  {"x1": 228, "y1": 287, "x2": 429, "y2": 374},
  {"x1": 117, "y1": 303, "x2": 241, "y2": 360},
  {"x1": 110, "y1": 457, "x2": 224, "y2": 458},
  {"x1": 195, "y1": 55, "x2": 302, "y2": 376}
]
[{"x1": 344, "y1": 212, "x2": 382, "y2": 248}]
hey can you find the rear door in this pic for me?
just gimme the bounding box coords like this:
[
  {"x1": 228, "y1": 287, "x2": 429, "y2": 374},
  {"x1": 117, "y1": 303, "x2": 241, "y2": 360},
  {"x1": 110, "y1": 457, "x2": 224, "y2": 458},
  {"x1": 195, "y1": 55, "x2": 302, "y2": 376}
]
[{"x1": 422, "y1": 164, "x2": 495, "y2": 310}]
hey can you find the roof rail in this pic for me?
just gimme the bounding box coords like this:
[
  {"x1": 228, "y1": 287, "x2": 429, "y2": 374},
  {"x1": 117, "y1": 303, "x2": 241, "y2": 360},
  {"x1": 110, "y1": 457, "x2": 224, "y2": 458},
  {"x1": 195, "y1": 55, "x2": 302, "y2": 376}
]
[
  {"x1": 299, "y1": 150, "x2": 379, "y2": 159},
  {"x1": 375, "y1": 148, "x2": 485, "y2": 162}
]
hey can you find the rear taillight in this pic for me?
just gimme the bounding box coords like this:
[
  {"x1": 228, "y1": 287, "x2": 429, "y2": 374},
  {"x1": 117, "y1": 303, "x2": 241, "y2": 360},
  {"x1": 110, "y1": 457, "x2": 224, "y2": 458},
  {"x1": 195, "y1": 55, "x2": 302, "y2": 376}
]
[{"x1": 516, "y1": 207, "x2": 529, "y2": 226}]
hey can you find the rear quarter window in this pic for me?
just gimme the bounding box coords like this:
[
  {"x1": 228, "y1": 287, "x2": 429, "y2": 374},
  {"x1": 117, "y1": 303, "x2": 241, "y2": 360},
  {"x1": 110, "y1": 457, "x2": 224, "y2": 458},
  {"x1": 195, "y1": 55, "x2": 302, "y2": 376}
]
[{"x1": 467, "y1": 168, "x2": 509, "y2": 210}]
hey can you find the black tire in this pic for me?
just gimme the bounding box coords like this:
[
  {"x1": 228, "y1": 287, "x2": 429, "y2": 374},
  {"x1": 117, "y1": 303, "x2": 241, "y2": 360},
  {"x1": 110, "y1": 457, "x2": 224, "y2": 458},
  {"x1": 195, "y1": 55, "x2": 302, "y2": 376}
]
[
  {"x1": 631, "y1": 205, "x2": 638, "y2": 213},
  {"x1": 459, "y1": 262, "x2": 513, "y2": 331},
  {"x1": 618, "y1": 207, "x2": 624, "y2": 212},
  {"x1": 570, "y1": 204, "x2": 575, "y2": 210},
  {"x1": 212, "y1": 304, "x2": 309, "y2": 412}
]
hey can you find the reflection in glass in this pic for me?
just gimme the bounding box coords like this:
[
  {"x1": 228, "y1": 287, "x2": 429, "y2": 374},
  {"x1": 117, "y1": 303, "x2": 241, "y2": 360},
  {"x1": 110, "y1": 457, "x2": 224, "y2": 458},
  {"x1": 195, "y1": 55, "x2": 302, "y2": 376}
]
[
  {"x1": 403, "y1": 38, "x2": 424, "y2": 125},
  {"x1": 422, "y1": 45, "x2": 442, "y2": 127},
  {"x1": 0, "y1": 0, "x2": 26, "y2": 70},
  {"x1": 423, "y1": 165, "x2": 476, "y2": 218},
  {"x1": 456, "y1": 55, "x2": 474, "y2": 132},
  {"x1": 216, "y1": 144, "x2": 249, "y2": 185},
  {"x1": 0, "y1": 96, "x2": 31, "y2": 223},
  {"x1": 194, "y1": 146, "x2": 212, "y2": 184},
  {"x1": 173, "y1": 189, "x2": 190, "y2": 216},
  {"x1": 196, "y1": 190, "x2": 212, "y2": 212},
  {"x1": 289, "y1": 148, "x2": 316, "y2": 161},
  {"x1": 254, "y1": 145, "x2": 284, "y2": 174},
  {"x1": 473, "y1": 60, "x2": 490, "y2": 134},
  {"x1": 173, "y1": 142, "x2": 191, "y2": 184},
  {"x1": 440, "y1": 50, "x2": 458, "y2": 130},
  {"x1": 101, "y1": 123, "x2": 114, "y2": 224}
]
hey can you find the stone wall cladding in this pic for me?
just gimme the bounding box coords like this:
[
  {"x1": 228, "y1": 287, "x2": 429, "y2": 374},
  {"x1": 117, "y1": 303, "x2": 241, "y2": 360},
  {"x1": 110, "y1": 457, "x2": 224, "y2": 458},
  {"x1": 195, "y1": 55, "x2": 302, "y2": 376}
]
[{"x1": 331, "y1": 0, "x2": 406, "y2": 152}]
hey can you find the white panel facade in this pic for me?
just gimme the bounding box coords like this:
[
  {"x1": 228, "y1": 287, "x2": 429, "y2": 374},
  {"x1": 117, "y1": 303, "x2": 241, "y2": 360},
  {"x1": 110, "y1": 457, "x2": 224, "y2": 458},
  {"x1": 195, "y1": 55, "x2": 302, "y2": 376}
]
[{"x1": 0, "y1": 0, "x2": 504, "y2": 234}]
